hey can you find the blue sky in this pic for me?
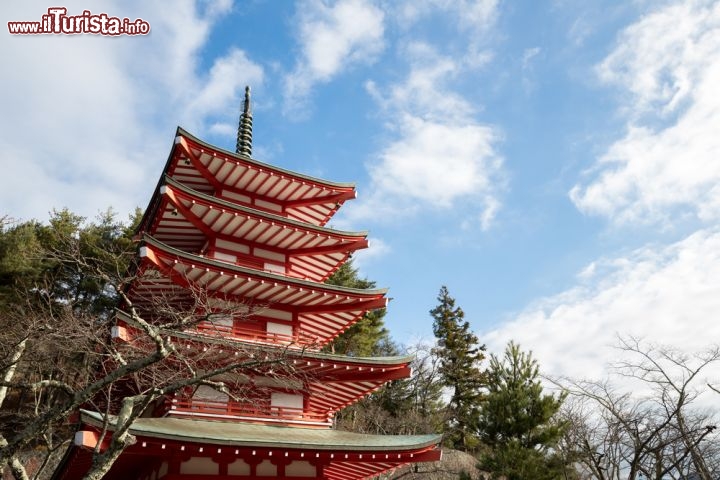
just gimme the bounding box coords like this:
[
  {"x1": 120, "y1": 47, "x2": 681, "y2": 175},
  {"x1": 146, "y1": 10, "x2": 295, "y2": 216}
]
[{"x1": 3, "y1": 0, "x2": 720, "y2": 380}]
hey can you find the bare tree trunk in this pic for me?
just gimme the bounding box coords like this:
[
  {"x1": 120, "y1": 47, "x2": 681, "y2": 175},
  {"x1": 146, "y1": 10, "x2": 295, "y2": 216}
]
[
  {"x1": 82, "y1": 395, "x2": 147, "y2": 480},
  {"x1": 7, "y1": 456, "x2": 30, "y2": 480},
  {"x1": 1, "y1": 339, "x2": 31, "y2": 480},
  {"x1": 677, "y1": 411, "x2": 713, "y2": 480},
  {"x1": 84, "y1": 443, "x2": 131, "y2": 480},
  {"x1": 0, "y1": 338, "x2": 27, "y2": 406},
  {"x1": 1, "y1": 436, "x2": 30, "y2": 480}
]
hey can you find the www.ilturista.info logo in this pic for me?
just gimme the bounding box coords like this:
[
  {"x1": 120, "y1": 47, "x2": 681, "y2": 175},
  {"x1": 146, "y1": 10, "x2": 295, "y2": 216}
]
[{"x1": 8, "y1": 7, "x2": 150, "y2": 35}]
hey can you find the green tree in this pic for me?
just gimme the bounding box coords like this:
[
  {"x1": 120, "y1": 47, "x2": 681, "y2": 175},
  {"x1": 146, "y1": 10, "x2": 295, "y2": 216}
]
[
  {"x1": 2, "y1": 208, "x2": 289, "y2": 479},
  {"x1": 478, "y1": 341, "x2": 568, "y2": 480},
  {"x1": 0, "y1": 218, "x2": 43, "y2": 309},
  {"x1": 0, "y1": 208, "x2": 142, "y2": 317},
  {"x1": 431, "y1": 286, "x2": 486, "y2": 452},
  {"x1": 324, "y1": 260, "x2": 390, "y2": 356},
  {"x1": 0, "y1": 209, "x2": 141, "y2": 479}
]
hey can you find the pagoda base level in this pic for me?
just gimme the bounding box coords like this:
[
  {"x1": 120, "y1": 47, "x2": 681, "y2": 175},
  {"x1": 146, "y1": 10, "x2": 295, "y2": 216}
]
[
  {"x1": 55, "y1": 443, "x2": 441, "y2": 480},
  {"x1": 52, "y1": 411, "x2": 442, "y2": 480}
]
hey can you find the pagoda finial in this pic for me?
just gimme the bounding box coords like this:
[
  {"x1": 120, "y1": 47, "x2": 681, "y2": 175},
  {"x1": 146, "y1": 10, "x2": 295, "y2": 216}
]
[{"x1": 236, "y1": 86, "x2": 253, "y2": 157}]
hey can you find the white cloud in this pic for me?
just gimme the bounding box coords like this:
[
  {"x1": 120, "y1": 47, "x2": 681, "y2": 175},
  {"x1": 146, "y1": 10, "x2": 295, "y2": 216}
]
[
  {"x1": 352, "y1": 237, "x2": 392, "y2": 269},
  {"x1": 184, "y1": 48, "x2": 264, "y2": 127},
  {"x1": 283, "y1": 0, "x2": 385, "y2": 112},
  {"x1": 484, "y1": 228, "x2": 720, "y2": 381},
  {"x1": 0, "y1": 1, "x2": 263, "y2": 222},
  {"x1": 370, "y1": 115, "x2": 501, "y2": 208},
  {"x1": 392, "y1": 0, "x2": 498, "y2": 73},
  {"x1": 570, "y1": 0, "x2": 720, "y2": 226},
  {"x1": 347, "y1": 43, "x2": 504, "y2": 228},
  {"x1": 567, "y1": 16, "x2": 592, "y2": 47},
  {"x1": 367, "y1": 43, "x2": 476, "y2": 122},
  {"x1": 520, "y1": 46, "x2": 541, "y2": 93},
  {"x1": 205, "y1": 0, "x2": 233, "y2": 17},
  {"x1": 396, "y1": 0, "x2": 498, "y2": 36},
  {"x1": 521, "y1": 46, "x2": 541, "y2": 70}
]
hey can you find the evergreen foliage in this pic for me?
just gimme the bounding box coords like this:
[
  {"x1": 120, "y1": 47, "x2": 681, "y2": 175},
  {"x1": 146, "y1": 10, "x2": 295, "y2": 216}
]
[
  {"x1": 0, "y1": 208, "x2": 140, "y2": 315},
  {"x1": 326, "y1": 260, "x2": 431, "y2": 434},
  {"x1": 0, "y1": 218, "x2": 43, "y2": 308},
  {"x1": 0, "y1": 209, "x2": 142, "y2": 478},
  {"x1": 478, "y1": 341, "x2": 568, "y2": 480},
  {"x1": 0, "y1": 208, "x2": 302, "y2": 478},
  {"x1": 430, "y1": 286, "x2": 486, "y2": 452}
]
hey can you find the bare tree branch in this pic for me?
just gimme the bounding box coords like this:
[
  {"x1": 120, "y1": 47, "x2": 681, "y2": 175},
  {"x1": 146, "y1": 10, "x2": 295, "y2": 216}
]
[{"x1": 554, "y1": 336, "x2": 720, "y2": 480}]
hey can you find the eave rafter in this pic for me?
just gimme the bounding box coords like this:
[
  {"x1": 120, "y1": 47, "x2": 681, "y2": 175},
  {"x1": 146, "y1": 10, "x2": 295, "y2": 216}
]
[
  {"x1": 171, "y1": 129, "x2": 357, "y2": 226},
  {"x1": 322, "y1": 366, "x2": 411, "y2": 383},
  {"x1": 160, "y1": 179, "x2": 368, "y2": 259},
  {"x1": 132, "y1": 236, "x2": 387, "y2": 335},
  {"x1": 292, "y1": 298, "x2": 387, "y2": 314},
  {"x1": 282, "y1": 189, "x2": 356, "y2": 208},
  {"x1": 163, "y1": 192, "x2": 214, "y2": 239},
  {"x1": 138, "y1": 178, "x2": 368, "y2": 282},
  {"x1": 290, "y1": 239, "x2": 368, "y2": 257},
  {"x1": 176, "y1": 136, "x2": 223, "y2": 192},
  {"x1": 292, "y1": 357, "x2": 412, "y2": 382}
]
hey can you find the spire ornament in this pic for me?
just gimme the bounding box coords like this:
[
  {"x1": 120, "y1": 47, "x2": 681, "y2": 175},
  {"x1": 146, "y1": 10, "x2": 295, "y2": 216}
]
[{"x1": 236, "y1": 86, "x2": 253, "y2": 157}]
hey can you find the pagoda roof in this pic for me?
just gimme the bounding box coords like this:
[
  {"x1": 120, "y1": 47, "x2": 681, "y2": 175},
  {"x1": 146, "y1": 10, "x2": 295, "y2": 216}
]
[
  {"x1": 119, "y1": 315, "x2": 412, "y2": 370},
  {"x1": 120, "y1": 309, "x2": 414, "y2": 420},
  {"x1": 128, "y1": 235, "x2": 387, "y2": 345},
  {"x1": 140, "y1": 127, "x2": 357, "y2": 228},
  {"x1": 51, "y1": 410, "x2": 441, "y2": 480},
  {"x1": 143, "y1": 176, "x2": 367, "y2": 282},
  {"x1": 81, "y1": 409, "x2": 441, "y2": 450}
]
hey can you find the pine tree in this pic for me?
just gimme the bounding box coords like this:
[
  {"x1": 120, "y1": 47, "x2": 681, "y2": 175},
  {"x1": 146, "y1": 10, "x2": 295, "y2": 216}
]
[
  {"x1": 0, "y1": 208, "x2": 140, "y2": 316},
  {"x1": 431, "y1": 286, "x2": 486, "y2": 452},
  {"x1": 478, "y1": 341, "x2": 568, "y2": 480}
]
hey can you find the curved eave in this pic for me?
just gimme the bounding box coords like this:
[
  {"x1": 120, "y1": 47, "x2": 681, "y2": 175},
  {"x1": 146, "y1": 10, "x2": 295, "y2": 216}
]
[
  {"x1": 114, "y1": 310, "x2": 411, "y2": 367},
  {"x1": 146, "y1": 176, "x2": 368, "y2": 282},
  {"x1": 178, "y1": 127, "x2": 356, "y2": 190},
  {"x1": 58, "y1": 411, "x2": 441, "y2": 480},
  {"x1": 80, "y1": 410, "x2": 441, "y2": 451},
  {"x1": 131, "y1": 319, "x2": 411, "y2": 369},
  {"x1": 115, "y1": 309, "x2": 411, "y2": 415},
  {"x1": 139, "y1": 234, "x2": 386, "y2": 300},
  {"x1": 129, "y1": 236, "x2": 387, "y2": 343},
  {"x1": 170, "y1": 128, "x2": 357, "y2": 226},
  {"x1": 163, "y1": 175, "x2": 367, "y2": 238}
]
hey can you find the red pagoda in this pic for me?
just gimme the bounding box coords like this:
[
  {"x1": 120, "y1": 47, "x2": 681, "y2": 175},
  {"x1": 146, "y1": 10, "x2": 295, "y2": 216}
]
[{"x1": 52, "y1": 88, "x2": 441, "y2": 479}]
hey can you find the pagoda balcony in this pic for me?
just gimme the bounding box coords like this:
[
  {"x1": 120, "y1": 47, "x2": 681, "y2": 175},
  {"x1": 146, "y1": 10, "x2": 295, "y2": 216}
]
[
  {"x1": 160, "y1": 128, "x2": 358, "y2": 227},
  {"x1": 144, "y1": 177, "x2": 369, "y2": 283},
  {"x1": 168, "y1": 398, "x2": 332, "y2": 427},
  {"x1": 114, "y1": 310, "x2": 415, "y2": 424},
  {"x1": 189, "y1": 321, "x2": 319, "y2": 349},
  {"x1": 130, "y1": 236, "x2": 389, "y2": 347}
]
